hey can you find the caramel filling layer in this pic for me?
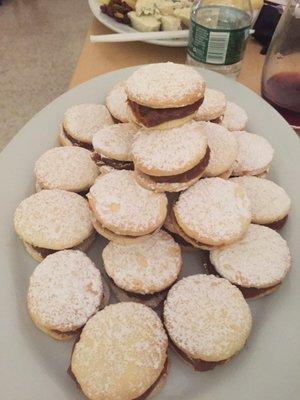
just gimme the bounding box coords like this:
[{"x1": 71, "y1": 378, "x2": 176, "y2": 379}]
[
  {"x1": 106, "y1": 274, "x2": 168, "y2": 302},
  {"x1": 128, "y1": 98, "x2": 204, "y2": 127},
  {"x1": 146, "y1": 147, "x2": 210, "y2": 184},
  {"x1": 264, "y1": 215, "x2": 288, "y2": 230},
  {"x1": 210, "y1": 116, "x2": 223, "y2": 124},
  {"x1": 163, "y1": 228, "x2": 192, "y2": 248},
  {"x1": 205, "y1": 260, "x2": 280, "y2": 298},
  {"x1": 63, "y1": 127, "x2": 93, "y2": 151},
  {"x1": 91, "y1": 152, "x2": 134, "y2": 170},
  {"x1": 171, "y1": 339, "x2": 226, "y2": 371},
  {"x1": 28, "y1": 233, "x2": 93, "y2": 259}
]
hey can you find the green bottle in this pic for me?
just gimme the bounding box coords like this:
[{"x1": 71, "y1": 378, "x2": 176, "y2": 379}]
[{"x1": 186, "y1": 0, "x2": 253, "y2": 78}]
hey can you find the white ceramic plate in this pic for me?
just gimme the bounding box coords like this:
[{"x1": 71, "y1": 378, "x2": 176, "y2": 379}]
[
  {"x1": 88, "y1": 0, "x2": 188, "y2": 47},
  {"x1": 1, "y1": 66, "x2": 300, "y2": 400}
]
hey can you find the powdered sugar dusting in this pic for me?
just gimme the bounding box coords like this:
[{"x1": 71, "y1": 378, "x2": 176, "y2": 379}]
[
  {"x1": 14, "y1": 190, "x2": 93, "y2": 249},
  {"x1": 221, "y1": 102, "x2": 248, "y2": 131},
  {"x1": 103, "y1": 230, "x2": 182, "y2": 294},
  {"x1": 231, "y1": 176, "x2": 291, "y2": 223},
  {"x1": 28, "y1": 250, "x2": 103, "y2": 330},
  {"x1": 164, "y1": 275, "x2": 252, "y2": 360},
  {"x1": 210, "y1": 224, "x2": 291, "y2": 287},
  {"x1": 174, "y1": 178, "x2": 251, "y2": 245},
  {"x1": 92, "y1": 123, "x2": 139, "y2": 161},
  {"x1": 63, "y1": 104, "x2": 114, "y2": 143},
  {"x1": 195, "y1": 88, "x2": 227, "y2": 121},
  {"x1": 232, "y1": 131, "x2": 274, "y2": 176},
  {"x1": 126, "y1": 62, "x2": 205, "y2": 107},
  {"x1": 72, "y1": 303, "x2": 168, "y2": 399},
  {"x1": 106, "y1": 81, "x2": 131, "y2": 122},
  {"x1": 198, "y1": 122, "x2": 238, "y2": 177},
  {"x1": 88, "y1": 170, "x2": 167, "y2": 235},
  {"x1": 35, "y1": 147, "x2": 99, "y2": 191},
  {"x1": 132, "y1": 121, "x2": 207, "y2": 174}
]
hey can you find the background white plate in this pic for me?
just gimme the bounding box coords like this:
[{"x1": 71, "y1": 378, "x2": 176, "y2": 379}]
[
  {"x1": 88, "y1": 0, "x2": 188, "y2": 47},
  {"x1": 1, "y1": 66, "x2": 300, "y2": 400}
]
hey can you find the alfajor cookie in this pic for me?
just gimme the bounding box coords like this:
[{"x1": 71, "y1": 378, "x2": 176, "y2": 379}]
[
  {"x1": 27, "y1": 250, "x2": 106, "y2": 340},
  {"x1": 91, "y1": 122, "x2": 138, "y2": 171},
  {"x1": 173, "y1": 178, "x2": 251, "y2": 249},
  {"x1": 132, "y1": 121, "x2": 210, "y2": 193},
  {"x1": 210, "y1": 224, "x2": 291, "y2": 299},
  {"x1": 126, "y1": 62, "x2": 205, "y2": 129},
  {"x1": 199, "y1": 122, "x2": 238, "y2": 178},
  {"x1": 35, "y1": 146, "x2": 99, "y2": 194},
  {"x1": 221, "y1": 101, "x2": 248, "y2": 131},
  {"x1": 59, "y1": 103, "x2": 114, "y2": 150},
  {"x1": 106, "y1": 81, "x2": 131, "y2": 122},
  {"x1": 232, "y1": 131, "x2": 274, "y2": 177},
  {"x1": 71, "y1": 302, "x2": 168, "y2": 400},
  {"x1": 102, "y1": 230, "x2": 182, "y2": 309},
  {"x1": 231, "y1": 176, "x2": 291, "y2": 228},
  {"x1": 164, "y1": 274, "x2": 252, "y2": 371},
  {"x1": 14, "y1": 189, "x2": 95, "y2": 262},
  {"x1": 88, "y1": 170, "x2": 168, "y2": 243},
  {"x1": 194, "y1": 88, "x2": 227, "y2": 123}
]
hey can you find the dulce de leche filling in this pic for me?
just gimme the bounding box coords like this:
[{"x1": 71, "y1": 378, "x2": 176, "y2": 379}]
[
  {"x1": 31, "y1": 245, "x2": 57, "y2": 258},
  {"x1": 28, "y1": 233, "x2": 94, "y2": 260},
  {"x1": 128, "y1": 98, "x2": 204, "y2": 128},
  {"x1": 264, "y1": 215, "x2": 288, "y2": 230},
  {"x1": 106, "y1": 274, "x2": 168, "y2": 304},
  {"x1": 170, "y1": 339, "x2": 226, "y2": 371},
  {"x1": 205, "y1": 260, "x2": 280, "y2": 299},
  {"x1": 63, "y1": 127, "x2": 93, "y2": 151},
  {"x1": 91, "y1": 152, "x2": 134, "y2": 170},
  {"x1": 146, "y1": 147, "x2": 210, "y2": 184}
]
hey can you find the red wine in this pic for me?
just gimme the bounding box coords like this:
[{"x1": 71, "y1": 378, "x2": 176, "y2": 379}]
[{"x1": 262, "y1": 72, "x2": 300, "y2": 131}]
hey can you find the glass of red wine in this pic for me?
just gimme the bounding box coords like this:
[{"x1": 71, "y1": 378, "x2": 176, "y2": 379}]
[{"x1": 261, "y1": 0, "x2": 300, "y2": 133}]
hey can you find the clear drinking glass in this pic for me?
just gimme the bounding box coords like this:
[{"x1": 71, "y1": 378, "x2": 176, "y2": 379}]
[{"x1": 261, "y1": 0, "x2": 300, "y2": 132}]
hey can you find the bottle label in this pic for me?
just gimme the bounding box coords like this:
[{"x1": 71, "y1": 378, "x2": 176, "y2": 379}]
[{"x1": 187, "y1": 19, "x2": 250, "y2": 65}]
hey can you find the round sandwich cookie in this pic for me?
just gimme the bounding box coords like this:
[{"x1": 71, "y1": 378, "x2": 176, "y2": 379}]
[
  {"x1": 91, "y1": 122, "x2": 139, "y2": 171},
  {"x1": 221, "y1": 101, "x2": 248, "y2": 131},
  {"x1": 27, "y1": 250, "x2": 106, "y2": 340},
  {"x1": 194, "y1": 88, "x2": 227, "y2": 123},
  {"x1": 102, "y1": 230, "x2": 182, "y2": 309},
  {"x1": 173, "y1": 178, "x2": 251, "y2": 249},
  {"x1": 126, "y1": 62, "x2": 205, "y2": 129},
  {"x1": 164, "y1": 274, "x2": 252, "y2": 371},
  {"x1": 231, "y1": 176, "x2": 291, "y2": 229},
  {"x1": 71, "y1": 302, "x2": 169, "y2": 400},
  {"x1": 35, "y1": 146, "x2": 99, "y2": 194},
  {"x1": 59, "y1": 103, "x2": 114, "y2": 150},
  {"x1": 199, "y1": 122, "x2": 238, "y2": 179},
  {"x1": 132, "y1": 121, "x2": 210, "y2": 193},
  {"x1": 105, "y1": 81, "x2": 131, "y2": 123},
  {"x1": 88, "y1": 170, "x2": 168, "y2": 243},
  {"x1": 163, "y1": 210, "x2": 196, "y2": 251},
  {"x1": 209, "y1": 224, "x2": 291, "y2": 299},
  {"x1": 14, "y1": 189, "x2": 95, "y2": 262},
  {"x1": 232, "y1": 131, "x2": 274, "y2": 177}
]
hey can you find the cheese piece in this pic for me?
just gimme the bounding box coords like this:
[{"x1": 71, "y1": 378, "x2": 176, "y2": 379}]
[
  {"x1": 173, "y1": 7, "x2": 191, "y2": 27},
  {"x1": 128, "y1": 11, "x2": 161, "y2": 31},
  {"x1": 161, "y1": 15, "x2": 182, "y2": 31}
]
